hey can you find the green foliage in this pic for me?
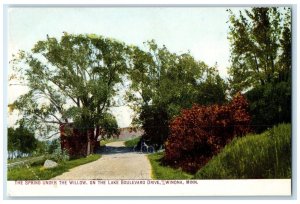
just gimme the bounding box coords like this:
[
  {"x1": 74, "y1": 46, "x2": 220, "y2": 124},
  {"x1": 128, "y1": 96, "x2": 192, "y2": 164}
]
[
  {"x1": 8, "y1": 127, "x2": 17, "y2": 152},
  {"x1": 128, "y1": 41, "x2": 227, "y2": 115},
  {"x1": 11, "y1": 33, "x2": 127, "y2": 154},
  {"x1": 47, "y1": 138, "x2": 60, "y2": 154},
  {"x1": 194, "y1": 124, "x2": 291, "y2": 179},
  {"x1": 124, "y1": 137, "x2": 141, "y2": 148},
  {"x1": 98, "y1": 112, "x2": 120, "y2": 138},
  {"x1": 227, "y1": 7, "x2": 291, "y2": 92},
  {"x1": 99, "y1": 138, "x2": 120, "y2": 147},
  {"x1": 139, "y1": 104, "x2": 170, "y2": 146},
  {"x1": 7, "y1": 154, "x2": 101, "y2": 180},
  {"x1": 12, "y1": 33, "x2": 129, "y2": 154},
  {"x1": 278, "y1": 8, "x2": 292, "y2": 82},
  {"x1": 8, "y1": 124, "x2": 37, "y2": 154},
  {"x1": 48, "y1": 147, "x2": 70, "y2": 163},
  {"x1": 246, "y1": 81, "x2": 291, "y2": 133},
  {"x1": 127, "y1": 41, "x2": 227, "y2": 146},
  {"x1": 148, "y1": 152, "x2": 193, "y2": 180},
  {"x1": 227, "y1": 7, "x2": 291, "y2": 133},
  {"x1": 35, "y1": 140, "x2": 48, "y2": 155},
  {"x1": 196, "y1": 73, "x2": 228, "y2": 106}
]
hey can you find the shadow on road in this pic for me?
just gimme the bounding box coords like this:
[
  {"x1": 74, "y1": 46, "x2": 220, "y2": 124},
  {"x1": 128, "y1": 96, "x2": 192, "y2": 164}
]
[{"x1": 96, "y1": 146, "x2": 133, "y2": 155}]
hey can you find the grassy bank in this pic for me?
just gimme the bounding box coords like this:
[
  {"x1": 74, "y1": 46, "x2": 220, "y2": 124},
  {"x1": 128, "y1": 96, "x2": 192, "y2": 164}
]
[
  {"x1": 147, "y1": 124, "x2": 291, "y2": 179},
  {"x1": 148, "y1": 152, "x2": 193, "y2": 180},
  {"x1": 8, "y1": 155, "x2": 45, "y2": 165},
  {"x1": 99, "y1": 138, "x2": 120, "y2": 147},
  {"x1": 194, "y1": 124, "x2": 291, "y2": 179},
  {"x1": 124, "y1": 137, "x2": 140, "y2": 148},
  {"x1": 8, "y1": 154, "x2": 101, "y2": 180}
]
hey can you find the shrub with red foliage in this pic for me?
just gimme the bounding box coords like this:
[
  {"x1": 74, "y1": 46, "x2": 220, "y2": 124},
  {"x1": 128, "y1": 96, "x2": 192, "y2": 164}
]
[{"x1": 164, "y1": 93, "x2": 251, "y2": 173}]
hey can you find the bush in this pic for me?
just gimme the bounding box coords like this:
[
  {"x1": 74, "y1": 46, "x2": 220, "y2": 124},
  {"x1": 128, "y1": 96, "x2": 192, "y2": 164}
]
[
  {"x1": 164, "y1": 93, "x2": 251, "y2": 173},
  {"x1": 124, "y1": 137, "x2": 141, "y2": 148},
  {"x1": 194, "y1": 124, "x2": 291, "y2": 179},
  {"x1": 55, "y1": 149, "x2": 70, "y2": 163},
  {"x1": 47, "y1": 138, "x2": 60, "y2": 154},
  {"x1": 246, "y1": 81, "x2": 291, "y2": 133},
  {"x1": 47, "y1": 147, "x2": 70, "y2": 163},
  {"x1": 139, "y1": 105, "x2": 170, "y2": 147}
]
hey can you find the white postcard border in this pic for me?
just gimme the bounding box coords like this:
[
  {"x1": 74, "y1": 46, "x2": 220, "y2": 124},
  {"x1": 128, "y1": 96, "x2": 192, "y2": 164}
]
[{"x1": 7, "y1": 179, "x2": 291, "y2": 197}]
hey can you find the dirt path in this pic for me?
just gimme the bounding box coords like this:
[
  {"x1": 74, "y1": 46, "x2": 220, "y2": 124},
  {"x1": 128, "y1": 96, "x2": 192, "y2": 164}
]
[{"x1": 52, "y1": 141, "x2": 152, "y2": 180}]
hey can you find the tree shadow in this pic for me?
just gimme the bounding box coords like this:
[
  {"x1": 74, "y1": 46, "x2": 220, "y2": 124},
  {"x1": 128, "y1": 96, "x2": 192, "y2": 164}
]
[{"x1": 96, "y1": 145, "x2": 133, "y2": 155}]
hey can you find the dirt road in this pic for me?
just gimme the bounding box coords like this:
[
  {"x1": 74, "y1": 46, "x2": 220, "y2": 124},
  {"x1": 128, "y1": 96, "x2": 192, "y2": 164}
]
[{"x1": 52, "y1": 141, "x2": 152, "y2": 180}]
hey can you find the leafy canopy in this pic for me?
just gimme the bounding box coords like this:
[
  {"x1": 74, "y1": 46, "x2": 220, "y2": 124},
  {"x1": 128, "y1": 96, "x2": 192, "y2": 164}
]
[
  {"x1": 227, "y1": 7, "x2": 291, "y2": 92},
  {"x1": 11, "y1": 33, "x2": 129, "y2": 139},
  {"x1": 126, "y1": 40, "x2": 227, "y2": 145},
  {"x1": 8, "y1": 122, "x2": 37, "y2": 154}
]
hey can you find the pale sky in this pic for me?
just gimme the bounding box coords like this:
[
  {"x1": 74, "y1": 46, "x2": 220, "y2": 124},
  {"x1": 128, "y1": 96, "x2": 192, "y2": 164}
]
[{"x1": 8, "y1": 7, "x2": 241, "y2": 128}]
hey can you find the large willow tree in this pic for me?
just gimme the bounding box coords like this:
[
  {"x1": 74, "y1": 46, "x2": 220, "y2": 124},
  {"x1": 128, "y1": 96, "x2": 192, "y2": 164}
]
[{"x1": 11, "y1": 33, "x2": 128, "y2": 155}]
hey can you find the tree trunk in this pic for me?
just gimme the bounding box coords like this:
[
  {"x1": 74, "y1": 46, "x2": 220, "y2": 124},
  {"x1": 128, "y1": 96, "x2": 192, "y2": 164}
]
[
  {"x1": 87, "y1": 139, "x2": 91, "y2": 156},
  {"x1": 86, "y1": 128, "x2": 96, "y2": 155}
]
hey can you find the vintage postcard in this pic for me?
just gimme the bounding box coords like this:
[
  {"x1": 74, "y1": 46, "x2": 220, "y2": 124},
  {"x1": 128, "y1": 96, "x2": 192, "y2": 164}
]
[{"x1": 4, "y1": 4, "x2": 293, "y2": 198}]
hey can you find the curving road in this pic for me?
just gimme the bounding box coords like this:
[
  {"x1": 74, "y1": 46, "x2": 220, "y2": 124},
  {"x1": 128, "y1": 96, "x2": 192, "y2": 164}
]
[{"x1": 52, "y1": 141, "x2": 152, "y2": 180}]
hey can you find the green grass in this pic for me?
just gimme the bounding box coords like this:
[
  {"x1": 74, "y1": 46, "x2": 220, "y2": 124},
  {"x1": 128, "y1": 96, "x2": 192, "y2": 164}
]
[
  {"x1": 7, "y1": 154, "x2": 101, "y2": 180},
  {"x1": 148, "y1": 152, "x2": 193, "y2": 180},
  {"x1": 99, "y1": 138, "x2": 121, "y2": 147},
  {"x1": 124, "y1": 137, "x2": 141, "y2": 147},
  {"x1": 194, "y1": 124, "x2": 291, "y2": 179},
  {"x1": 8, "y1": 155, "x2": 45, "y2": 164}
]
